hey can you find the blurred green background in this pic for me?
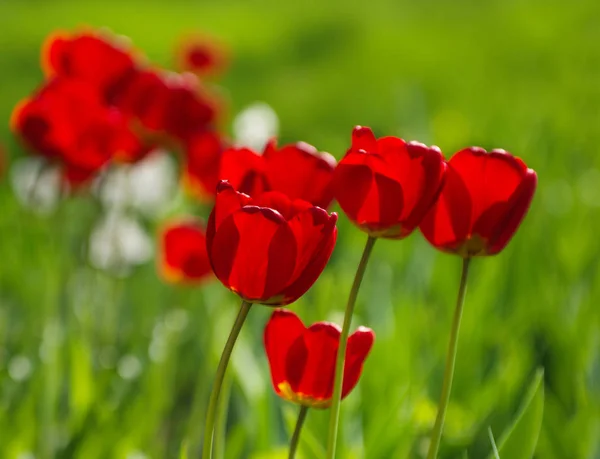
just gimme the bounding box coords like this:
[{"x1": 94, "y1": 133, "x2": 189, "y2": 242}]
[{"x1": 1, "y1": 0, "x2": 599, "y2": 457}]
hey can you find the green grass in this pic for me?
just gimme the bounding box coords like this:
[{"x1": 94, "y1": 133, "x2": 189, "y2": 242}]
[{"x1": 0, "y1": 0, "x2": 599, "y2": 457}]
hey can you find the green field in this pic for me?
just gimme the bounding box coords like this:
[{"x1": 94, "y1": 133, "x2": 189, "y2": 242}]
[{"x1": 1, "y1": 0, "x2": 599, "y2": 457}]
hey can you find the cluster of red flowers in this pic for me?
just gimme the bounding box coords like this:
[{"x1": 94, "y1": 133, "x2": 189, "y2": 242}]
[
  {"x1": 161, "y1": 125, "x2": 536, "y2": 409},
  {"x1": 11, "y1": 29, "x2": 223, "y2": 187},
  {"x1": 9, "y1": 29, "x2": 538, "y2": 449}
]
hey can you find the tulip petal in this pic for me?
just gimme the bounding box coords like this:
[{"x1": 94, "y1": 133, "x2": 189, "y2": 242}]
[
  {"x1": 333, "y1": 162, "x2": 373, "y2": 223},
  {"x1": 342, "y1": 327, "x2": 375, "y2": 398},
  {"x1": 264, "y1": 309, "x2": 306, "y2": 396},
  {"x1": 160, "y1": 220, "x2": 212, "y2": 283},
  {"x1": 220, "y1": 147, "x2": 269, "y2": 197},
  {"x1": 487, "y1": 169, "x2": 537, "y2": 254},
  {"x1": 286, "y1": 322, "x2": 341, "y2": 401},
  {"x1": 420, "y1": 165, "x2": 472, "y2": 252},
  {"x1": 282, "y1": 209, "x2": 337, "y2": 304},
  {"x1": 210, "y1": 206, "x2": 296, "y2": 302},
  {"x1": 351, "y1": 126, "x2": 377, "y2": 152},
  {"x1": 264, "y1": 142, "x2": 336, "y2": 209}
]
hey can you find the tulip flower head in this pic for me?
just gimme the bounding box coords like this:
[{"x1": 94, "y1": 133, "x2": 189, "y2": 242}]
[
  {"x1": 333, "y1": 126, "x2": 447, "y2": 239},
  {"x1": 159, "y1": 219, "x2": 213, "y2": 284},
  {"x1": 420, "y1": 147, "x2": 537, "y2": 257},
  {"x1": 42, "y1": 30, "x2": 139, "y2": 99},
  {"x1": 10, "y1": 78, "x2": 144, "y2": 185},
  {"x1": 175, "y1": 34, "x2": 228, "y2": 77},
  {"x1": 219, "y1": 139, "x2": 337, "y2": 208},
  {"x1": 206, "y1": 181, "x2": 337, "y2": 305},
  {"x1": 264, "y1": 309, "x2": 374, "y2": 408}
]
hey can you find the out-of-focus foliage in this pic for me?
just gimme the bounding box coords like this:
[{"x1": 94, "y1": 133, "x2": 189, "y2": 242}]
[{"x1": 0, "y1": 0, "x2": 599, "y2": 458}]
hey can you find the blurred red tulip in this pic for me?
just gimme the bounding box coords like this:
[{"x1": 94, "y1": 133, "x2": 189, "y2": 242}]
[
  {"x1": 333, "y1": 126, "x2": 447, "y2": 239},
  {"x1": 110, "y1": 69, "x2": 220, "y2": 142},
  {"x1": 176, "y1": 34, "x2": 228, "y2": 77},
  {"x1": 264, "y1": 309, "x2": 374, "y2": 408},
  {"x1": 182, "y1": 130, "x2": 227, "y2": 201},
  {"x1": 160, "y1": 219, "x2": 213, "y2": 284},
  {"x1": 10, "y1": 78, "x2": 138, "y2": 184},
  {"x1": 220, "y1": 139, "x2": 336, "y2": 208},
  {"x1": 42, "y1": 30, "x2": 138, "y2": 99},
  {"x1": 420, "y1": 147, "x2": 537, "y2": 257},
  {"x1": 206, "y1": 181, "x2": 337, "y2": 305}
]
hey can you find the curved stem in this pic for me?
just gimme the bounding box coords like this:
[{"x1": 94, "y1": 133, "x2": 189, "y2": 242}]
[
  {"x1": 326, "y1": 235, "x2": 377, "y2": 459},
  {"x1": 202, "y1": 300, "x2": 252, "y2": 459},
  {"x1": 426, "y1": 257, "x2": 471, "y2": 459},
  {"x1": 288, "y1": 406, "x2": 309, "y2": 459}
]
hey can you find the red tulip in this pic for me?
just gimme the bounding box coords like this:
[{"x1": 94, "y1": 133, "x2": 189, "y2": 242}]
[
  {"x1": 42, "y1": 30, "x2": 138, "y2": 98},
  {"x1": 110, "y1": 69, "x2": 220, "y2": 142},
  {"x1": 264, "y1": 309, "x2": 374, "y2": 408},
  {"x1": 206, "y1": 181, "x2": 337, "y2": 305},
  {"x1": 420, "y1": 147, "x2": 537, "y2": 257},
  {"x1": 10, "y1": 78, "x2": 137, "y2": 184},
  {"x1": 219, "y1": 139, "x2": 336, "y2": 208},
  {"x1": 175, "y1": 34, "x2": 228, "y2": 77},
  {"x1": 160, "y1": 219, "x2": 213, "y2": 284},
  {"x1": 333, "y1": 126, "x2": 447, "y2": 239}
]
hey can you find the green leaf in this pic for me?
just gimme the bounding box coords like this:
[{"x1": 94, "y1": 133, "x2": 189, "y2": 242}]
[
  {"x1": 488, "y1": 368, "x2": 545, "y2": 459},
  {"x1": 488, "y1": 427, "x2": 500, "y2": 459},
  {"x1": 179, "y1": 439, "x2": 189, "y2": 459}
]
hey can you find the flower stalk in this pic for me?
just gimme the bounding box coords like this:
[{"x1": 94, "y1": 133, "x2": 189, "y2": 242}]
[
  {"x1": 427, "y1": 257, "x2": 471, "y2": 459},
  {"x1": 202, "y1": 300, "x2": 252, "y2": 459},
  {"x1": 288, "y1": 406, "x2": 309, "y2": 459},
  {"x1": 326, "y1": 235, "x2": 377, "y2": 458}
]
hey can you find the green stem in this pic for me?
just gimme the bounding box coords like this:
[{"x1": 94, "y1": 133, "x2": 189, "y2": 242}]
[
  {"x1": 326, "y1": 235, "x2": 377, "y2": 459},
  {"x1": 202, "y1": 300, "x2": 252, "y2": 459},
  {"x1": 426, "y1": 257, "x2": 471, "y2": 459},
  {"x1": 289, "y1": 406, "x2": 309, "y2": 459}
]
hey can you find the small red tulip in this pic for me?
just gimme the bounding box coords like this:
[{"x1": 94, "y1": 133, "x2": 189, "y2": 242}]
[
  {"x1": 333, "y1": 126, "x2": 447, "y2": 239},
  {"x1": 206, "y1": 181, "x2": 337, "y2": 305},
  {"x1": 10, "y1": 78, "x2": 133, "y2": 184},
  {"x1": 110, "y1": 69, "x2": 220, "y2": 142},
  {"x1": 219, "y1": 139, "x2": 336, "y2": 208},
  {"x1": 160, "y1": 219, "x2": 213, "y2": 284},
  {"x1": 175, "y1": 34, "x2": 228, "y2": 77},
  {"x1": 42, "y1": 30, "x2": 138, "y2": 98},
  {"x1": 420, "y1": 147, "x2": 537, "y2": 257},
  {"x1": 264, "y1": 309, "x2": 374, "y2": 408}
]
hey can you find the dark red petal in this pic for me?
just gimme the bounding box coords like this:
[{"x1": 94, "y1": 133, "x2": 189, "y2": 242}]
[
  {"x1": 264, "y1": 142, "x2": 336, "y2": 208},
  {"x1": 487, "y1": 169, "x2": 537, "y2": 254},
  {"x1": 264, "y1": 309, "x2": 306, "y2": 395},
  {"x1": 351, "y1": 126, "x2": 377, "y2": 152},
  {"x1": 333, "y1": 159, "x2": 373, "y2": 223},
  {"x1": 211, "y1": 181, "x2": 252, "y2": 231},
  {"x1": 400, "y1": 143, "x2": 447, "y2": 233},
  {"x1": 219, "y1": 147, "x2": 269, "y2": 197},
  {"x1": 209, "y1": 206, "x2": 295, "y2": 302},
  {"x1": 162, "y1": 76, "x2": 219, "y2": 140},
  {"x1": 263, "y1": 222, "x2": 298, "y2": 302},
  {"x1": 281, "y1": 210, "x2": 337, "y2": 304},
  {"x1": 160, "y1": 219, "x2": 212, "y2": 283},
  {"x1": 341, "y1": 327, "x2": 375, "y2": 399},
  {"x1": 286, "y1": 322, "x2": 341, "y2": 400},
  {"x1": 373, "y1": 172, "x2": 404, "y2": 229},
  {"x1": 420, "y1": 164, "x2": 472, "y2": 253}
]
